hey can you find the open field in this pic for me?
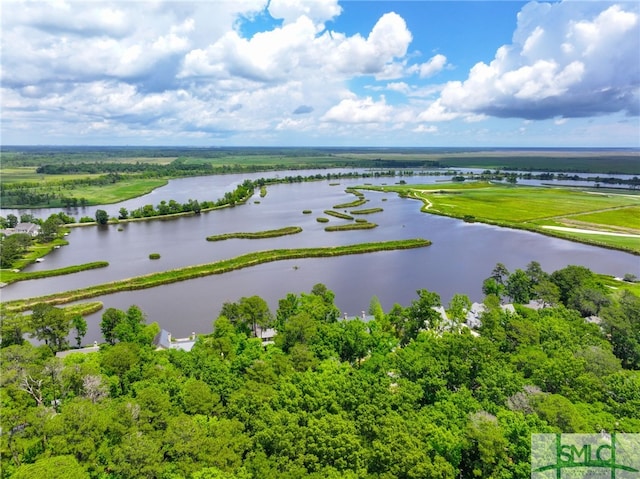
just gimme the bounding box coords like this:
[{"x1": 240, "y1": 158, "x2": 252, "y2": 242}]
[
  {"x1": 365, "y1": 182, "x2": 640, "y2": 254},
  {"x1": 0, "y1": 167, "x2": 103, "y2": 184},
  {"x1": 58, "y1": 178, "x2": 168, "y2": 205},
  {"x1": 563, "y1": 205, "x2": 640, "y2": 231}
]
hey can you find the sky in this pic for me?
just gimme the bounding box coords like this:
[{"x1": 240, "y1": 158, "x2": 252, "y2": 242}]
[{"x1": 1, "y1": 0, "x2": 639, "y2": 147}]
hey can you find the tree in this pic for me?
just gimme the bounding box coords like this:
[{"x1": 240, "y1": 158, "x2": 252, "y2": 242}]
[
  {"x1": 95, "y1": 209, "x2": 109, "y2": 225},
  {"x1": 0, "y1": 308, "x2": 27, "y2": 347},
  {"x1": 276, "y1": 312, "x2": 317, "y2": 353},
  {"x1": 100, "y1": 308, "x2": 126, "y2": 345},
  {"x1": 490, "y1": 263, "x2": 510, "y2": 285},
  {"x1": 602, "y1": 291, "x2": 640, "y2": 369},
  {"x1": 275, "y1": 292, "x2": 299, "y2": 330},
  {"x1": 570, "y1": 287, "x2": 611, "y2": 316},
  {"x1": 11, "y1": 455, "x2": 89, "y2": 479},
  {"x1": 239, "y1": 295, "x2": 273, "y2": 337},
  {"x1": 112, "y1": 305, "x2": 147, "y2": 344},
  {"x1": 71, "y1": 315, "x2": 87, "y2": 348},
  {"x1": 0, "y1": 233, "x2": 32, "y2": 268},
  {"x1": 6, "y1": 213, "x2": 18, "y2": 228},
  {"x1": 408, "y1": 289, "x2": 442, "y2": 332},
  {"x1": 118, "y1": 207, "x2": 129, "y2": 220},
  {"x1": 39, "y1": 215, "x2": 63, "y2": 242},
  {"x1": 550, "y1": 265, "x2": 604, "y2": 306},
  {"x1": 482, "y1": 278, "x2": 504, "y2": 301},
  {"x1": 339, "y1": 319, "x2": 370, "y2": 365},
  {"x1": 525, "y1": 261, "x2": 548, "y2": 287},
  {"x1": 533, "y1": 279, "x2": 560, "y2": 307},
  {"x1": 182, "y1": 378, "x2": 218, "y2": 415},
  {"x1": 447, "y1": 293, "x2": 472, "y2": 331},
  {"x1": 368, "y1": 296, "x2": 385, "y2": 322},
  {"x1": 100, "y1": 342, "x2": 140, "y2": 394},
  {"x1": 30, "y1": 303, "x2": 71, "y2": 352},
  {"x1": 505, "y1": 269, "x2": 532, "y2": 304}
]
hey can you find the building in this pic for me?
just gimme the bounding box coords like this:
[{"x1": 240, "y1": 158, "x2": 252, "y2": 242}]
[
  {"x1": 14, "y1": 223, "x2": 41, "y2": 236},
  {"x1": 1, "y1": 222, "x2": 42, "y2": 237},
  {"x1": 153, "y1": 329, "x2": 197, "y2": 352}
]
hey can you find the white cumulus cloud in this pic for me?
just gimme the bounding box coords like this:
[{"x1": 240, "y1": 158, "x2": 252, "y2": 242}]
[
  {"x1": 416, "y1": 54, "x2": 447, "y2": 78},
  {"x1": 426, "y1": 1, "x2": 640, "y2": 120},
  {"x1": 322, "y1": 96, "x2": 393, "y2": 123}
]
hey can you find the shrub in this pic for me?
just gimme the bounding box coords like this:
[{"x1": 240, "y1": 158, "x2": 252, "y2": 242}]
[{"x1": 149, "y1": 253, "x2": 161, "y2": 260}]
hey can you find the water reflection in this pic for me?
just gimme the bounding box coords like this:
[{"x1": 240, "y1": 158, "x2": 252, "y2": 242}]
[{"x1": 2, "y1": 173, "x2": 638, "y2": 343}]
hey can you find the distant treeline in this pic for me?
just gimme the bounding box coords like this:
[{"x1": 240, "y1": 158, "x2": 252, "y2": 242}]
[{"x1": 36, "y1": 158, "x2": 215, "y2": 175}]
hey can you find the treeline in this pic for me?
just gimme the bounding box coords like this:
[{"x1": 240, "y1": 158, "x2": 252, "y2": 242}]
[
  {"x1": 1, "y1": 264, "x2": 638, "y2": 478},
  {"x1": 465, "y1": 170, "x2": 640, "y2": 187},
  {"x1": 36, "y1": 158, "x2": 215, "y2": 176},
  {"x1": 31, "y1": 171, "x2": 401, "y2": 222}
]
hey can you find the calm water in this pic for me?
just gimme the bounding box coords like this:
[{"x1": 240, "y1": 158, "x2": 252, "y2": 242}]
[{"x1": 2, "y1": 172, "x2": 638, "y2": 343}]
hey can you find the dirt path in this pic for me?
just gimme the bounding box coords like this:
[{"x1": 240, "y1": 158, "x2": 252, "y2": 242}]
[{"x1": 541, "y1": 225, "x2": 640, "y2": 238}]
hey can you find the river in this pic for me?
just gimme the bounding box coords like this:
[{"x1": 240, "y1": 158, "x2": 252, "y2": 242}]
[{"x1": 2, "y1": 171, "x2": 638, "y2": 343}]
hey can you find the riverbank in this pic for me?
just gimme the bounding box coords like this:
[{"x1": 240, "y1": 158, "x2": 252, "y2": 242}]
[
  {"x1": 363, "y1": 182, "x2": 640, "y2": 255},
  {"x1": 0, "y1": 261, "x2": 109, "y2": 285},
  {"x1": 3, "y1": 239, "x2": 432, "y2": 312}
]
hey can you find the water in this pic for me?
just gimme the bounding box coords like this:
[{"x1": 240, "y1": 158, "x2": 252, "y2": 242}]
[{"x1": 2, "y1": 173, "x2": 638, "y2": 343}]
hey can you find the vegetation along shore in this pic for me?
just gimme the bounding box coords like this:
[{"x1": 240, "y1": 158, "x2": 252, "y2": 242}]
[{"x1": 2, "y1": 239, "x2": 431, "y2": 312}]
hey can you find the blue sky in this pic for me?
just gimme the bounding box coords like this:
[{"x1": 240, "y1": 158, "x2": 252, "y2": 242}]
[{"x1": 1, "y1": 0, "x2": 639, "y2": 147}]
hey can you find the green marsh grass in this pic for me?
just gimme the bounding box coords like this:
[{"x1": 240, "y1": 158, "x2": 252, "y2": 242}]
[
  {"x1": 325, "y1": 222, "x2": 377, "y2": 232},
  {"x1": 3, "y1": 239, "x2": 431, "y2": 312},
  {"x1": 0, "y1": 261, "x2": 109, "y2": 285},
  {"x1": 350, "y1": 207, "x2": 384, "y2": 215},
  {"x1": 324, "y1": 210, "x2": 354, "y2": 220},
  {"x1": 206, "y1": 226, "x2": 302, "y2": 241}
]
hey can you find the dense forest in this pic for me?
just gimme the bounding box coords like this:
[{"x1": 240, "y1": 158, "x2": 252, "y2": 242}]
[{"x1": 1, "y1": 263, "x2": 639, "y2": 478}]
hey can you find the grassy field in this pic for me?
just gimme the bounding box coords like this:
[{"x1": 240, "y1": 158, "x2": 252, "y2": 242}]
[
  {"x1": 55, "y1": 178, "x2": 168, "y2": 205},
  {"x1": 565, "y1": 205, "x2": 640, "y2": 231},
  {"x1": 366, "y1": 182, "x2": 640, "y2": 254},
  {"x1": 0, "y1": 167, "x2": 103, "y2": 184}
]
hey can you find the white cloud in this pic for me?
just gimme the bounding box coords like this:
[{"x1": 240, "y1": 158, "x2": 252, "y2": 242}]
[
  {"x1": 418, "y1": 99, "x2": 460, "y2": 122},
  {"x1": 181, "y1": 11, "x2": 412, "y2": 82},
  {"x1": 412, "y1": 125, "x2": 438, "y2": 133},
  {"x1": 386, "y1": 82, "x2": 411, "y2": 94},
  {"x1": 268, "y1": 0, "x2": 341, "y2": 25},
  {"x1": 322, "y1": 96, "x2": 393, "y2": 123},
  {"x1": 416, "y1": 54, "x2": 447, "y2": 78},
  {"x1": 1, "y1": 1, "x2": 267, "y2": 87},
  {"x1": 427, "y1": 1, "x2": 639, "y2": 120}
]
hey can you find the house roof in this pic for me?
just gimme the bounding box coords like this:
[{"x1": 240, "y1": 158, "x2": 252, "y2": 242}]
[
  {"x1": 15, "y1": 222, "x2": 41, "y2": 233},
  {"x1": 153, "y1": 329, "x2": 196, "y2": 352}
]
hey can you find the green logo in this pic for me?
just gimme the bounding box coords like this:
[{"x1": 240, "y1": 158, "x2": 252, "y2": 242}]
[{"x1": 532, "y1": 434, "x2": 640, "y2": 478}]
